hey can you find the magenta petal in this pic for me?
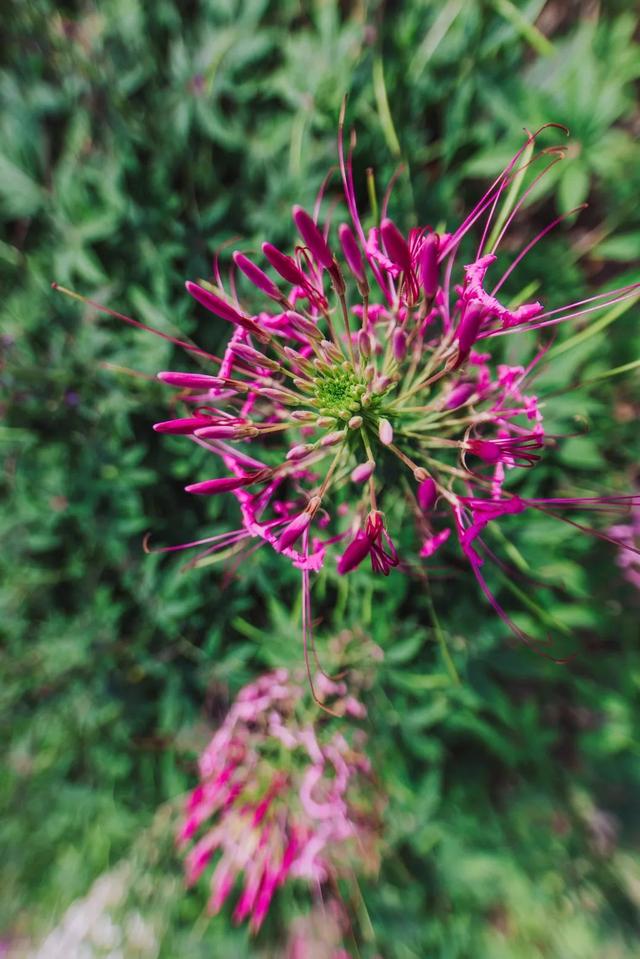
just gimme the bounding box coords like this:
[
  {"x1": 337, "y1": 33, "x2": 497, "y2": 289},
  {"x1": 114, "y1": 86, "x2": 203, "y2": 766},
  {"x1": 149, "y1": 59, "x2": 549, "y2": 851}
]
[
  {"x1": 185, "y1": 476, "x2": 251, "y2": 495},
  {"x1": 338, "y1": 222, "x2": 365, "y2": 282},
  {"x1": 186, "y1": 281, "x2": 256, "y2": 334},
  {"x1": 276, "y1": 511, "x2": 312, "y2": 551},
  {"x1": 153, "y1": 416, "x2": 213, "y2": 434},
  {"x1": 262, "y1": 242, "x2": 307, "y2": 286},
  {"x1": 417, "y1": 477, "x2": 437, "y2": 512},
  {"x1": 392, "y1": 328, "x2": 407, "y2": 361},
  {"x1": 157, "y1": 371, "x2": 224, "y2": 389},
  {"x1": 456, "y1": 302, "x2": 485, "y2": 355},
  {"x1": 233, "y1": 251, "x2": 281, "y2": 301},
  {"x1": 468, "y1": 440, "x2": 502, "y2": 464},
  {"x1": 419, "y1": 233, "x2": 439, "y2": 298},
  {"x1": 337, "y1": 531, "x2": 372, "y2": 575},
  {"x1": 292, "y1": 205, "x2": 333, "y2": 269},
  {"x1": 380, "y1": 217, "x2": 412, "y2": 273}
]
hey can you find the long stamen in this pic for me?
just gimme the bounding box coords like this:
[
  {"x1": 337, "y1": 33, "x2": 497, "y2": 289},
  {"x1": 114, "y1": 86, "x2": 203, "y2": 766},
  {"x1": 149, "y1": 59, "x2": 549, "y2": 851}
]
[{"x1": 52, "y1": 284, "x2": 221, "y2": 362}]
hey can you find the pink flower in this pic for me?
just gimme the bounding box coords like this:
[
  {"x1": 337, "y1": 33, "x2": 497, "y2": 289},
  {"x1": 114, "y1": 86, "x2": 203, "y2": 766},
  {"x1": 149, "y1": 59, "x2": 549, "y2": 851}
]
[
  {"x1": 56, "y1": 121, "x2": 639, "y2": 658},
  {"x1": 179, "y1": 671, "x2": 381, "y2": 934},
  {"x1": 338, "y1": 511, "x2": 398, "y2": 576}
]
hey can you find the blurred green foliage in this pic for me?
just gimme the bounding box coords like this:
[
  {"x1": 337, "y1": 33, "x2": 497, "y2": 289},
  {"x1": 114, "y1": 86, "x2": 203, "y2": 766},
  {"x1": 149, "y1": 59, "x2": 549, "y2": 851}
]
[{"x1": 1, "y1": 1, "x2": 639, "y2": 956}]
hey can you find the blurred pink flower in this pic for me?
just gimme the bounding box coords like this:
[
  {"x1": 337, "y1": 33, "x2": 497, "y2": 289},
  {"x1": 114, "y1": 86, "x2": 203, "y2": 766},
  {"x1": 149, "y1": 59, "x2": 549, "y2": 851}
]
[
  {"x1": 179, "y1": 670, "x2": 381, "y2": 934},
  {"x1": 57, "y1": 120, "x2": 639, "y2": 660}
]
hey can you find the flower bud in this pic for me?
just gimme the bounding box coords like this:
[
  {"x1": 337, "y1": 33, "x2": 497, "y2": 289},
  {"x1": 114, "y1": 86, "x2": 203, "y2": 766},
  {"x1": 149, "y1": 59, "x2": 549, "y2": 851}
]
[
  {"x1": 321, "y1": 430, "x2": 347, "y2": 447},
  {"x1": 338, "y1": 222, "x2": 365, "y2": 283},
  {"x1": 337, "y1": 531, "x2": 372, "y2": 575},
  {"x1": 293, "y1": 206, "x2": 334, "y2": 270},
  {"x1": 186, "y1": 281, "x2": 266, "y2": 340},
  {"x1": 194, "y1": 425, "x2": 240, "y2": 439},
  {"x1": 392, "y1": 328, "x2": 407, "y2": 362},
  {"x1": 276, "y1": 510, "x2": 313, "y2": 551},
  {"x1": 157, "y1": 372, "x2": 226, "y2": 390},
  {"x1": 378, "y1": 418, "x2": 393, "y2": 445},
  {"x1": 358, "y1": 329, "x2": 372, "y2": 358},
  {"x1": 285, "y1": 311, "x2": 322, "y2": 340},
  {"x1": 185, "y1": 475, "x2": 255, "y2": 495},
  {"x1": 417, "y1": 477, "x2": 437, "y2": 512},
  {"x1": 262, "y1": 243, "x2": 308, "y2": 286},
  {"x1": 351, "y1": 461, "x2": 375, "y2": 483},
  {"x1": 419, "y1": 232, "x2": 440, "y2": 299},
  {"x1": 380, "y1": 217, "x2": 412, "y2": 273},
  {"x1": 286, "y1": 444, "x2": 314, "y2": 460},
  {"x1": 232, "y1": 251, "x2": 282, "y2": 301},
  {"x1": 153, "y1": 416, "x2": 214, "y2": 434},
  {"x1": 456, "y1": 302, "x2": 485, "y2": 356},
  {"x1": 468, "y1": 439, "x2": 501, "y2": 463}
]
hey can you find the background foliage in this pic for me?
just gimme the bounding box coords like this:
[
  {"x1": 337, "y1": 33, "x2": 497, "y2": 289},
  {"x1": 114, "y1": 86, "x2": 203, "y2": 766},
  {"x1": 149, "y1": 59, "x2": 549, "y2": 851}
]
[{"x1": 1, "y1": 1, "x2": 639, "y2": 956}]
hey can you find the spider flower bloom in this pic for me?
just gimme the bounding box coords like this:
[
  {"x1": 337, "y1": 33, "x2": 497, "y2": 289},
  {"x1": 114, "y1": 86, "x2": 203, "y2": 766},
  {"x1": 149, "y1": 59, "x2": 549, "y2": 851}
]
[
  {"x1": 74, "y1": 121, "x2": 638, "y2": 652},
  {"x1": 179, "y1": 670, "x2": 380, "y2": 934}
]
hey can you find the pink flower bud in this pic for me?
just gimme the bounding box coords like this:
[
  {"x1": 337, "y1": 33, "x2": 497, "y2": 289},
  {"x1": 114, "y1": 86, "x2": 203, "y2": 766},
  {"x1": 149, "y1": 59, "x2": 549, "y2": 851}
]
[
  {"x1": 157, "y1": 371, "x2": 225, "y2": 389},
  {"x1": 276, "y1": 510, "x2": 313, "y2": 551},
  {"x1": 372, "y1": 375, "x2": 391, "y2": 395},
  {"x1": 290, "y1": 411, "x2": 316, "y2": 422},
  {"x1": 380, "y1": 217, "x2": 412, "y2": 273},
  {"x1": 292, "y1": 206, "x2": 333, "y2": 270},
  {"x1": 285, "y1": 311, "x2": 321, "y2": 340},
  {"x1": 358, "y1": 329, "x2": 372, "y2": 357},
  {"x1": 262, "y1": 243, "x2": 308, "y2": 287},
  {"x1": 456, "y1": 301, "x2": 485, "y2": 356},
  {"x1": 417, "y1": 477, "x2": 437, "y2": 512},
  {"x1": 185, "y1": 281, "x2": 261, "y2": 337},
  {"x1": 378, "y1": 418, "x2": 393, "y2": 445},
  {"x1": 153, "y1": 416, "x2": 213, "y2": 434},
  {"x1": 185, "y1": 475, "x2": 255, "y2": 495},
  {"x1": 419, "y1": 233, "x2": 440, "y2": 298},
  {"x1": 392, "y1": 328, "x2": 407, "y2": 361},
  {"x1": 468, "y1": 439, "x2": 501, "y2": 463},
  {"x1": 194, "y1": 425, "x2": 239, "y2": 439},
  {"x1": 338, "y1": 222, "x2": 365, "y2": 283},
  {"x1": 232, "y1": 251, "x2": 282, "y2": 301},
  {"x1": 351, "y1": 461, "x2": 375, "y2": 483},
  {"x1": 286, "y1": 444, "x2": 313, "y2": 460},
  {"x1": 445, "y1": 381, "x2": 477, "y2": 409},
  {"x1": 261, "y1": 387, "x2": 297, "y2": 404},
  {"x1": 231, "y1": 342, "x2": 279, "y2": 370},
  {"x1": 337, "y1": 531, "x2": 372, "y2": 575},
  {"x1": 321, "y1": 430, "x2": 346, "y2": 447}
]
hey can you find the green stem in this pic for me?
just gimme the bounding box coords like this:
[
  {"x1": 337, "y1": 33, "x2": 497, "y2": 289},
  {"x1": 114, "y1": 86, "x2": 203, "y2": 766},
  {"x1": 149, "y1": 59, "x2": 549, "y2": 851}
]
[{"x1": 425, "y1": 582, "x2": 460, "y2": 685}]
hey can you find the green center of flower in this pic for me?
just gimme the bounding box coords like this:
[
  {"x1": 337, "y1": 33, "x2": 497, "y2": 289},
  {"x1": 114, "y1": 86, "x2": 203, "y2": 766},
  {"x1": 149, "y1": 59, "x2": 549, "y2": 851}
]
[{"x1": 314, "y1": 363, "x2": 366, "y2": 421}]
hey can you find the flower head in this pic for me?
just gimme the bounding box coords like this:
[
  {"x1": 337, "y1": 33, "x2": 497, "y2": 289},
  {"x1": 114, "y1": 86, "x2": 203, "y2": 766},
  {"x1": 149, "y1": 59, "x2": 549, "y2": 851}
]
[
  {"x1": 179, "y1": 669, "x2": 381, "y2": 933},
  {"x1": 55, "y1": 120, "x2": 640, "y2": 656},
  {"x1": 146, "y1": 122, "x2": 639, "y2": 652}
]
